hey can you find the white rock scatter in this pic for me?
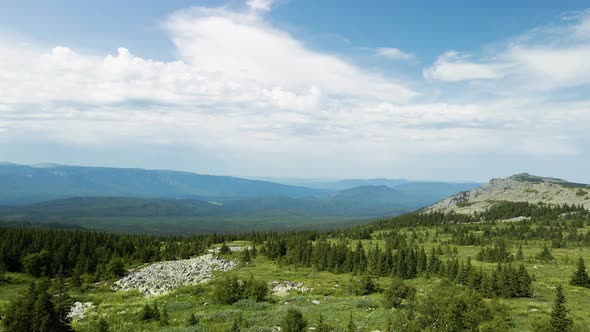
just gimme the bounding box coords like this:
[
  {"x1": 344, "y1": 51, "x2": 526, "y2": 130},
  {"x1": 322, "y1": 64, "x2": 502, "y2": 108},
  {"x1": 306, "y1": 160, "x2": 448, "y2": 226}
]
[
  {"x1": 208, "y1": 246, "x2": 252, "y2": 253},
  {"x1": 113, "y1": 253, "x2": 236, "y2": 295},
  {"x1": 68, "y1": 301, "x2": 94, "y2": 320},
  {"x1": 270, "y1": 281, "x2": 310, "y2": 296}
]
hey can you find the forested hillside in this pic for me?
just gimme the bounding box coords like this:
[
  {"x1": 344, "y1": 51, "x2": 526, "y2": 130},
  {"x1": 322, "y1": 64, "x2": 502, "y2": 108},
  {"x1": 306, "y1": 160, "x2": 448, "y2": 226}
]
[{"x1": 1, "y1": 201, "x2": 589, "y2": 331}]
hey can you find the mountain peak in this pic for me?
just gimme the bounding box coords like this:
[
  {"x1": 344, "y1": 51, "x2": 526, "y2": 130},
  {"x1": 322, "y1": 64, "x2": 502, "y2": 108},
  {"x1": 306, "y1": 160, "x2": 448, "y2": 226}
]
[{"x1": 426, "y1": 173, "x2": 589, "y2": 214}]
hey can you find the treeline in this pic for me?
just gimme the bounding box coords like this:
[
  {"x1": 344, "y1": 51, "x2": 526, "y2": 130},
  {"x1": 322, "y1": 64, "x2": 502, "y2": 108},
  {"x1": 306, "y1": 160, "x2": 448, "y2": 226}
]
[
  {"x1": 0, "y1": 227, "x2": 239, "y2": 279},
  {"x1": 261, "y1": 231, "x2": 532, "y2": 299},
  {"x1": 2, "y1": 201, "x2": 586, "y2": 281}
]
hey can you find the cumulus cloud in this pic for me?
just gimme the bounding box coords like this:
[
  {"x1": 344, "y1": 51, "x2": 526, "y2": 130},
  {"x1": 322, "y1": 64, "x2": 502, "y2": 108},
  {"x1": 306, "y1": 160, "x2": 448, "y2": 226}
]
[{"x1": 164, "y1": 7, "x2": 416, "y2": 102}]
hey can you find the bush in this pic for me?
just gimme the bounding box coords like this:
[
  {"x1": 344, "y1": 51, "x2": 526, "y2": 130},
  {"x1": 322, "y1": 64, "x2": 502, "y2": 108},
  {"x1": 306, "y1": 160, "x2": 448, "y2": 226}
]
[
  {"x1": 383, "y1": 278, "x2": 416, "y2": 308},
  {"x1": 247, "y1": 276, "x2": 269, "y2": 301},
  {"x1": 22, "y1": 249, "x2": 52, "y2": 277},
  {"x1": 213, "y1": 275, "x2": 268, "y2": 305},
  {"x1": 186, "y1": 313, "x2": 200, "y2": 327},
  {"x1": 352, "y1": 274, "x2": 380, "y2": 296},
  {"x1": 281, "y1": 308, "x2": 307, "y2": 332},
  {"x1": 106, "y1": 258, "x2": 125, "y2": 277},
  {"x1": 140, "y1": 302, "x2": 160, "y2": 321},
  {"x1": 97, "y1": 317, "x2": 110, "y2": 332}
]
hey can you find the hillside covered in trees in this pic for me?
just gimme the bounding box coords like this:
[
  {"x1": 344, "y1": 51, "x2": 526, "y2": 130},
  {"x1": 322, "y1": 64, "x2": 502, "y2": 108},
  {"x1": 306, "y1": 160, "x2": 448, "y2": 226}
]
[{"x1": 1, "y1": 200, "x2": 590, "y2": 331}]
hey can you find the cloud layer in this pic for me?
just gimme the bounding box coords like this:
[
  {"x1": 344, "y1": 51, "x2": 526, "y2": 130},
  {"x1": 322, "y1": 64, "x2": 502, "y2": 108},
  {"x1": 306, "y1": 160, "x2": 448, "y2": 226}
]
[{"x1": 1, "y1": 4, "x2": 590, "y2": 181}]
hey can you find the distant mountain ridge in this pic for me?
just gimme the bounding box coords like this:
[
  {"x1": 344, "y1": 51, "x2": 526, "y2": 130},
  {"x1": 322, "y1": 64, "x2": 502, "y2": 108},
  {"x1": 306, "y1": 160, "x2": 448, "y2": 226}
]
[
  {"x1": 0, "y1": 162, "x2": 482, "y2": 232},
  {"x1": 426, "y1": 173, "x2": 590, "y2": 214},
  {"x1": 0, "y1": 163, "x2": 321, "y2": 205}
]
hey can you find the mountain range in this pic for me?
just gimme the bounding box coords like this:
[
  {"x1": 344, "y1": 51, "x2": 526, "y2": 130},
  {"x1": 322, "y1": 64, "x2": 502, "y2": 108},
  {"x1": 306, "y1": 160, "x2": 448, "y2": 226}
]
[{"x1": 0, "y1": 163, "x2": 479, "y2": 232}]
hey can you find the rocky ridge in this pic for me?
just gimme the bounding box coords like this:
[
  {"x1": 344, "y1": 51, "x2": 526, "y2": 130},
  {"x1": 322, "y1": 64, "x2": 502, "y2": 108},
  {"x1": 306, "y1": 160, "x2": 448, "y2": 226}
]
[
  {"x1": 425, "y1": 173, "x2": 590, "y2": 214},
  {"x1": 113, "y1": 253, "x2": 236, "y2": 295}
]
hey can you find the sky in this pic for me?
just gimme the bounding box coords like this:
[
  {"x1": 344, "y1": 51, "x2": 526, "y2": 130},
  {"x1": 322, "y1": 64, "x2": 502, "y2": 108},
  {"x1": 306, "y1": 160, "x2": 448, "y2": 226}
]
[{"x1": 1, "y1": 1, "x2": 590, "y2": 182}]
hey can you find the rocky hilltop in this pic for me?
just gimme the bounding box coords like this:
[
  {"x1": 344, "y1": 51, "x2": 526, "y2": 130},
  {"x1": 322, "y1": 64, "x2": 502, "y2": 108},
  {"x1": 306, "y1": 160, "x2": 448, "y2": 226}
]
[{"x1": 425, "y1": 173, "x2": 590, "y2": 214}]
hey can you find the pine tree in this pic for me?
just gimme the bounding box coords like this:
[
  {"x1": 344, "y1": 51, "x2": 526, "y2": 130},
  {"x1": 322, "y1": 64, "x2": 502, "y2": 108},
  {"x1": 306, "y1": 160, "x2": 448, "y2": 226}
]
[
  {"x1": 549, "y1": 285, "x2": 573, "y2": 332},
  {"x1": 220, "y1": 242, "x2": 231, "y2": 255},
  {"x1": 241, "y1": 248, "x2": 251, "y2": 263},
  {"x1": 569, "y1": 257, "x2": 590, "y2": 288},
  {"x1": 50, "y1": 269, "x2": 73, "y2": 328}
]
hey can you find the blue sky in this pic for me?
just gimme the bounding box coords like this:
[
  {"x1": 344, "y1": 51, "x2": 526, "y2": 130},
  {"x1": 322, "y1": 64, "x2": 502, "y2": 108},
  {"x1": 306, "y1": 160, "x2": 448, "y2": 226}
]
[{"x1": 1, "y1": 1, "x2": 590, "y2": 182}]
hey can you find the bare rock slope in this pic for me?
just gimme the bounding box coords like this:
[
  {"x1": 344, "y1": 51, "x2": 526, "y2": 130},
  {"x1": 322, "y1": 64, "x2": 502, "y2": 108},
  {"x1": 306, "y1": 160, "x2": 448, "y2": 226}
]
[{"x1": 425, "y1": 173, "x2": 590, "y2": 214}]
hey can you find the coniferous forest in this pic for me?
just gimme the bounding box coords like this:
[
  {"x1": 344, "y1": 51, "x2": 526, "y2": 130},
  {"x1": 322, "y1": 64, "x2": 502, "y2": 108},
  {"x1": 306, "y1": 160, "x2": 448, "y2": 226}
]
[{"x1": 1, "y1": 201, "x2": 590, "y2": 331}]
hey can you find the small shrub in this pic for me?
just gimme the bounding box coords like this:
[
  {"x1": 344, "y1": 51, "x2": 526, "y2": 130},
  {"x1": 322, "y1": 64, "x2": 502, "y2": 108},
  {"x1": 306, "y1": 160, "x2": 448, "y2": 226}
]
[
  {"x1": 97, "y1": 317, "x2": 110, "y2": 332},
  {"x1": 355, "y1": 297, "x2": 378, "y2": 309},
  {"x1": 315, "y1": 314, "x2": 333, "y2": 332},
  {"x1": 140, "y1": 302, "x2": 160, "y2": 321},
  {"x1": 106, "y1": 258, "x2": 125, "y2": 277},
  {"x1": 186, "y1": 313, "x2": 200, "y2": 326},
  {"x1": 383, "y1": 278, "x2": 416, "y2": 308},
  {"x1": 281, "y1": 308, "x2": 307, "y2": 332},
  {"x1": 575, "y1": 189, "x2": 588, "y2": 197},
  {"x1": 352, "y1": 274, "x2": 379, "y2": 296},
  {"x1": 537, "y1": 246, "x2": 554, "y2": 263},
  {"x1": 159, "y1": 306, "x2": 169, "y2": 326},
  {"x1": 213, "y1": 275, "x2": 268, "y2": 305}
]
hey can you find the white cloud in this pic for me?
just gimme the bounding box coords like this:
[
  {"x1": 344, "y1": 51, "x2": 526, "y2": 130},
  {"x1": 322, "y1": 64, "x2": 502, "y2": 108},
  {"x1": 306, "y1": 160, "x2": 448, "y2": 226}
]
[
  {"x1": 425, "y1": 12, "x2": 590, "y2": 91},
  {"x1": 423, "y1": 51, "x2": 504, "y2": 81},
  {"x1": 246, "y1": 0, "x2": 274, "y2": 12},
  {"x1": 164, "y1": 7, "x2": 416, "y2": 102},
  {"x1": 506, "y1": 45, "x2": 590, "y2": 90},
  {"x1": 375, "y1": 47, "x2": 414, "y2": 60}
]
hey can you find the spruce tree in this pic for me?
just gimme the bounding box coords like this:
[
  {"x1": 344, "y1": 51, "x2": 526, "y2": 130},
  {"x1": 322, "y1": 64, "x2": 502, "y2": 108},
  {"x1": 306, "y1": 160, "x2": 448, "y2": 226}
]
[
  {"x1": 241, "y1": 248, "x2": 251, "y2": 263},
  {"x1": 569, "y1": 257, "x2": 590, "y2": 288},
  {"x1": 549, "y1": 285, "x2": 573, "y2": 332}
]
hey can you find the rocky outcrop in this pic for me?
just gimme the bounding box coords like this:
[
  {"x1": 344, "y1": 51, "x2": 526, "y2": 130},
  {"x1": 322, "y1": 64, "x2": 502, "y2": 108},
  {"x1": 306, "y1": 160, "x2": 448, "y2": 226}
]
[
  {"x1": 270, "y1": 281, "x2": 310, "y2": 296},
  {"x1": 425, "y1": 173, "x2": 590, "y2": 214},
  {"x1": 68, "y1": 302, "x2": 94, "y2": 320},
  {"x1": 113, "y1": 254, "x2": 236, "y2": 295},
  {"x1": 208, "y1": 246, "x2": 251, "y2": 254}
]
